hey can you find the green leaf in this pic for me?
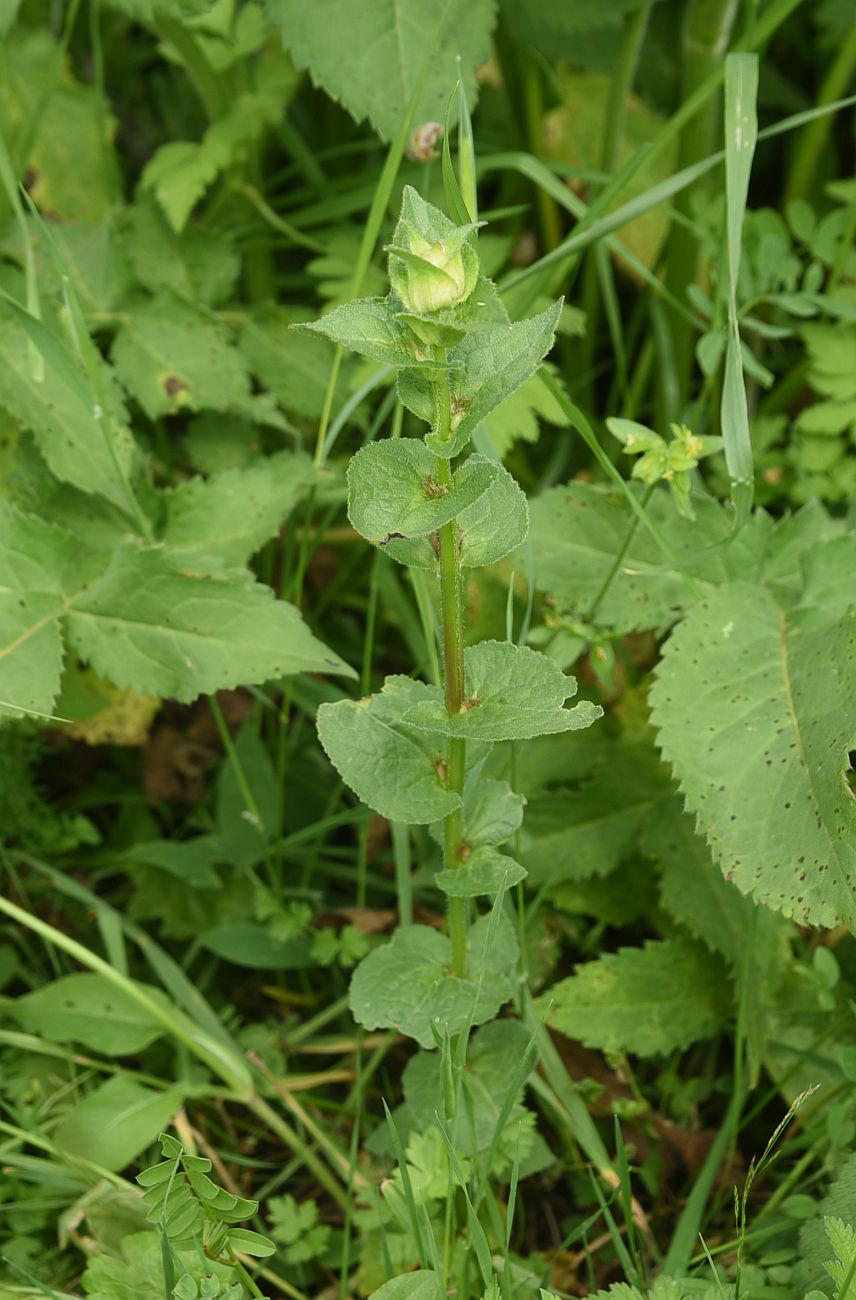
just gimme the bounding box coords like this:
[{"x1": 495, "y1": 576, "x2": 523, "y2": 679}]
[
  {"x1": 298, "y1": 296, "x2": 448, "y2": 370},
  {"x1": 520, "y1": 743, "x2": 671, "y2": 885},
  {"x1": 367, "y1": 1273, "x2": 445, "y2": 1300},
  {"x1": 349, "y1": 914, "x2": 518, "y2": 1048},
  {"x1": 403, "y1": 641, "x2": 603, "y2": 741},
  {"x1": 65, "y1": 541, "x2": 354, "y2": 701},
  {"x1": 541, "y1": 938, "x2": 727, "y2": 1057},
  {"x1": 456, "y1": 459, "x2": 529, "y2": 568},
  {"x1": 14, "y1": 973, "x2": 171, "y2": 1054},
  {"x1": 81, "y1": 1231, "x2": 183, "y2": 1300},
  {"x1": 266, "y1": 0, "x2": 496, "y2": 141},
  {"x1": 54, "y1": 1077, "x2": 185, "y2": 1172},
  {"x1": 225, "y1": 1227, "x2": 276, "y2": 1258},
  {"x1": 139, "y1": 141, "x2": 221, "y2": 233},
  {"x1": 111, "y1": 294, "x2": 261, "y2": 421},
  {"x1": 316, "y1": 677, "x2": 460, "y2": 823},
  {"x1": 122, "y1": 199, "x2": 240, "y2": 307},
  {"x1": 241, "y1": 305, "x2": 352, "y2": 420},
  {"x1": 162, "y1": 451, "x2": 316, "y2": 566},
  {"x1": 435, "y1": 845, "x2": 526, "y2": 897},
  {"x1": 0, "y1": 312, "x2": 138, "y2": 515},
  {"x1": 427, "y1": 302, "x2": 562, "y2": 458},
  {"x1": 798, "y1": 535, "x2": 856, "y2": 621},
  {"x1": 347, "y1": 438, "x2": 497, "y2": 547},
  {"x1": 651, "y1": 582, "x2": 856, "y2": 928},
  {"x1": 530, "y1": 482, "x2": 772, "y2": 632},
  {"x1": 199, "y1": 923, "x2": 314, "y2": 970},
  {"x1": 0, "y1": 590, "x2": 65, "y2": 717},
  {"x1": 482, "y1": 365, "x2": 570, "y2": 457}
]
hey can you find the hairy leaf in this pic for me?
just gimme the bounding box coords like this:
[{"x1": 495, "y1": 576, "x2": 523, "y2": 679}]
[
  {"x1": 349, "y1": 914, "x2": 517, "y2": 1048},
  {"x1": 267, "y1": 0, "x2": 496, "y2": 141},
  {"x1": 316, "y1": 677, "x2": 460, "y2": 823},
  {"x1": 541, "y1": 938, "x2": 727, "y2": 1056},
  {"x1": 404, "y1": 640, "x2": 603, "y2": 741},
  {"x1": 652, "y1": 582, "x2": 856, "y2": 928},
  {"x1": 299, "y1": 296, "x2": 448, "y2": 370}
]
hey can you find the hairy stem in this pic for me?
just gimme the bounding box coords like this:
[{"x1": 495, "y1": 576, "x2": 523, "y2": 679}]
[{"x1": 433, "y1": 376, "x2": 468, "y2": 978}]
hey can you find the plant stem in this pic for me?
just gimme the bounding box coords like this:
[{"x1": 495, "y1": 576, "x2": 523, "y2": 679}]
[
  {"x1": 784, "y1": 16, "x2": 856, "y2": 203},
  {"x1": 433, "y1": 376, "x2": 468, "y2": 979}
]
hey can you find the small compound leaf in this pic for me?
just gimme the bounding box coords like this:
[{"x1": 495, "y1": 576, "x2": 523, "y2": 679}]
[
  {"x1": 540, "y1": 938, "x2": 727, "y2": 1057},
  {"x1": 651, "y1": 582, "x2": 856, "y2": 928},
  {"x1": 14, "y1": 972, "x2": 171, "y2": 1055},
  {"x1": 316, "y1": 677, "x2": 460, "y2": 824},
  {"x1": 404, "y1": 640, "x2": 603, "y2": 741},
  {"x1": 347, "y1": 438, "x2": 497, "y2": 547},
  {"x1": 349, "y1": 914, "x2": 517, "y2": 1048}
]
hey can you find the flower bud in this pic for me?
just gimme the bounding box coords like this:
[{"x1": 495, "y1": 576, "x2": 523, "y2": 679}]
[{"x1": 386, "y1": 185, "x2": 481, "y2": 320}]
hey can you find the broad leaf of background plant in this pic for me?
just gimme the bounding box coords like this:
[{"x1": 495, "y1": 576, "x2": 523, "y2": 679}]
[
  {"x1": 66, "y1": 542, "x2": 354, "y2": 700},
  {"x1": 530, "y1": 482, "x2": 772, "y2": 632},
  {"x1": 0, "y1": 311, "x2": 138, "y2": 514},
  {"x1": 162, "y1": 451, "x2": 317, "y2": 566},
  {"x1": 349, "y1": 915, "x2": 517, "y2": 1048},
  {"x1": 241, "y1": 305, "x2": 353, "y2": 420},
  {"x1": 1, "y1": 31, "x2": 121, "y2": 221},
  {"x1": 651, "y1": 582, "x2": 856, "y2": 928},
  {"x1": 53, "y1": 1077, "x2": 185, "y2": 1172},
  {"x1": 520, "y1": 743, "x2": 671, "y2": 884},
  {"x1": 122, "y1": 199, "x2": 240, "y2": 307},
  {"x1": 541, "y1": 938, "x2": 727, "y2": 1057},
  {"x1": 14, "y1": 972, "x2": 170, "y2": 1054},
  {"x1": 267, "y1": 0, "x2": 497, "y2": 141}
]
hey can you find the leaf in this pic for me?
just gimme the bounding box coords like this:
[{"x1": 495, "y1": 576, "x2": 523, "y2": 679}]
[
  {"x1": 403, "y1": 640, "x2": 603, "y2": 741},
  {"x1": 367, "y1": 1273, "x2": 445, "y2": 1300},
  {"x1": 483, "y1": 366, "x2": 570, "y2": 457},
  {"x1": 81, "y1": 1231, "x2": 180, "y2": 1300},
  {"x1": 241, "y1": 305, "x2": 352, "y2": 420},
  {"x1": 427, "y1": 302, "x2": 563, "y2": 458},
  {"x1": 651, "y1": 582, "x2": 856, "y2": 928},
  {"x1": 520, "y1": 744, "x2": 671, "y2": 885},
  {"x1": 122, "y1": 199, "x2": 240, "y2": 307},
  {"x1": 111, "y1": 293, "x2": 259, "y2": 421},
  {"x1": 435, "y1": 845, "x2": 527, "y2": 897},
  {"x1": 0, "y1": 591, "x2": 65, "y2": 717},
  {"x1": 65, "y1": 541, "x2": 354, "y2": 701},
  {"x1": 541, "y1": 938, "x2": 727, "y2": 1057},
  {"x1": 162, "y1": 451, "x2": 317, "y2": 566},
  {"x1": 349, "y1": 914, "x2": 517, "y2": 1048},
  {"x1": 14, "y1": 972, "x2": 171, "y2": 1054},
  {"x1": 298, "y1": 296, "x2": 448, "y2": 370},
  {"x1": 0, "y1": 311, "x2": 138, "y2": 515},
  {"x1": 139, "y1": 141, "x2": 222, "y2": 234},
  {"x1": 2, "y1": 30, "x2": 121, "y2": 221},
  {"x1": 456, "y1": 460, "x2": 529, "y2": 569},
  {"x1": 530, "y1": 482, "x2": 772, "y2": 632},
  {"x1": 316, "y1": 677, "x2": 460, "y2": 824},
  {"x1": 347, "y1": 439, "x2": 497, "y2": 548},
  {"x1": 267, "y1": 0, "x2": 496, "y2": 141},
  {"x1": 225, "y1": 1227, "x2": 276, "y2": 1258},
  {"x1": 199, "y1": 923, "x2": 314, "y2": 970},
  {"x1": 54, "y1": 1077, "x2": 185, "y2": 1173},
  {"x1": 432, "y1": 777, "x2": 527, "y2": 895}
]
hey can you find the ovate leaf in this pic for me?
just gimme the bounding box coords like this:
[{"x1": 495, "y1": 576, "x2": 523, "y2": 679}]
[
  {"x1": 267, "y1": 0, "x2": 496, "y2": 142},
  {"x1": 299, "y1": 296, "x2": 448, "y2": 370},
  {"x1": 651, "y1": 583, "x2": 856, "y2": 928},
  {"x1": 368, "y1": 1272, "x2": 445, "y2": 1300},
  {"x1": 428, "y1": 302, "x2": 562, "y2": 457},
  {"x1": 349, "y1": 914, "x2": 517, "y2": 1048},
  {"x1": 541, "y1": 938, "x2": 727, "y2": 1056},
  {"x1": 347, "y1": 438, "x2": 496, "y2": 546},
  {"x1": 316, "y1": 677, "x2": 460, "y2": 823},
  {"x1": 54, "y1": 1077, "x2": 185, "y2": 1172},
  {"x1": 14, "y1": 973, "x2": 170, "y2": 1054},
  {"x1": 404, "y1": 640, "x2": 603, "y2": 741}
]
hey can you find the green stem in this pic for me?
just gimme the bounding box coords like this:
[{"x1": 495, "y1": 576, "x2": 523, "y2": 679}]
[{"x1": 433, "y1": 377, "x2": 468, "y2": 979}]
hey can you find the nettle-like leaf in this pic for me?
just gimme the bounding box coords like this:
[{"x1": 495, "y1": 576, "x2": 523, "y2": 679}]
[
  {"x1": 520, "y1": 742, "x2": 671, "y2": 885},
  {"x1": 316, "y1": 677, "x2": 460, "y2": 824},
  {"x1": 651, "y1": 581, "x2": 856, "y2": 928},
  {"x1": 0, "y1": 503, "x2": 352, "y2": 717},
  {"x1": 349, "y1": 913, "x2": 518, "y2": 1048},
  {"x1": 162, "y1": 451, "x2": 317, "y2": 566},
  {"x1": 266, "y1": 0, "x2": 496, "y2": 142},
  {"x1": 530, "y1": 481, "x2": 772, "y2": 633},
  {"x1": 403, "y1": 641, "x2": 603, "y2": 741},
  {"x1": 0, "y1": 311, "x2": 139, "y2": 515},
  {"x1": 541, "y1": 938, "x2": 727, "y2": 1057},
  {"x1": 347, "y1": 438, "x2": 497, "y2": 547},
  {"x1": 122, "y1": 199, "x2": 240, "y2": 307}
]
